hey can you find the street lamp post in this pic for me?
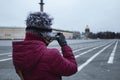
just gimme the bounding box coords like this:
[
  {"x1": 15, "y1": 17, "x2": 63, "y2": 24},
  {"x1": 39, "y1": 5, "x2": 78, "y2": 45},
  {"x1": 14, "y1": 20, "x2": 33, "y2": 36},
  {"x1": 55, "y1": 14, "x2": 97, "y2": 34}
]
[{"x1": 39, "y1": 0, "x2": 44, "y2": 12}]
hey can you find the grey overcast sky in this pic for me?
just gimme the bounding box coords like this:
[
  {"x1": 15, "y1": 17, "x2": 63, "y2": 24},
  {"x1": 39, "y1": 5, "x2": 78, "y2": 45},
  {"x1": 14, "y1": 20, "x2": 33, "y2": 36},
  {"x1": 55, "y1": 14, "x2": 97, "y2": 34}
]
[{"x1": 0, "y1": 0, "x2": 120, "y2": 33}]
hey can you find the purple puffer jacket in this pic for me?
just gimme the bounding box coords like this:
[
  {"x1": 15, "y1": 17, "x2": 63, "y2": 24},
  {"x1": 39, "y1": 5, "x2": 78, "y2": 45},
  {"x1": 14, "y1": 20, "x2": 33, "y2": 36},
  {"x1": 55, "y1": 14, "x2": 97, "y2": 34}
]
[{"x1": 12, "y1": 33, "x2": 77, "y2": 80}]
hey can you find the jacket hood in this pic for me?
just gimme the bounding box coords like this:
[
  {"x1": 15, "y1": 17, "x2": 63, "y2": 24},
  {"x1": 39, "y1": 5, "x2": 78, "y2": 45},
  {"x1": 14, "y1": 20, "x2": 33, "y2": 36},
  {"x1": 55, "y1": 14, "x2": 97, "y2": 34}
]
[{"x1": 12, "y1": 41, "x2": 45, "y2": 72}]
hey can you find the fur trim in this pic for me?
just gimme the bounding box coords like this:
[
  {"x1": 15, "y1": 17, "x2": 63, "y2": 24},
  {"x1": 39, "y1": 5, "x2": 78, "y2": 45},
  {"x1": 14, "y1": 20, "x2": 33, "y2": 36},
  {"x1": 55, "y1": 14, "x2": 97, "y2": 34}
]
[{"x1": 26, "y1": 12, "x2": 53, "y2": 30}]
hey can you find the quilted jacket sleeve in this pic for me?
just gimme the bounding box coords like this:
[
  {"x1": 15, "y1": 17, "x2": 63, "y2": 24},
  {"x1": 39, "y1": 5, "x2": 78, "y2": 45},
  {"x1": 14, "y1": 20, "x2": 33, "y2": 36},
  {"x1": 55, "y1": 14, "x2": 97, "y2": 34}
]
[{"x1": 50, "y1": 46, "x2": 77, "y2": 76}]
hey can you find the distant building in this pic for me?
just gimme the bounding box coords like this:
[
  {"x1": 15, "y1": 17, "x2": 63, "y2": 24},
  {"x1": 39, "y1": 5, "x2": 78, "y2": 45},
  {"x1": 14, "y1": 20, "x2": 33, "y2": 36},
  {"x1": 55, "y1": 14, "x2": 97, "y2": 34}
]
[
  {"x1": 0, "y1": 27, "x2": 80, "y2": 40},
  {"x1": 0, "y1": 27, "x2": 25, "y2": 40},
  {"x1": 81, "y1": 25, "x2": 91, "y2": 39},
  {"x1": 52, "y1": 28, "x2": 80, "y2": 39},
  {"x1": 85, "y1": 25, "x2": 90, "y2": 38},
  {"x1": 73, "y1": 32, "x2": 81, "y2": 39},
  {"x1": 85, "y1": 25, "x2": 90, "y2": 33}
]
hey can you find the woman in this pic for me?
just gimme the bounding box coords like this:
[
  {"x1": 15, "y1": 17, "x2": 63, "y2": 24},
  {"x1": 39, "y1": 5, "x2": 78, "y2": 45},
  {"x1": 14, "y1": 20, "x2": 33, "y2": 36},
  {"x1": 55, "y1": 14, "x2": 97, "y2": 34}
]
[{"x1": 12, "y1": 12, "x2": 77, "y2": 80}]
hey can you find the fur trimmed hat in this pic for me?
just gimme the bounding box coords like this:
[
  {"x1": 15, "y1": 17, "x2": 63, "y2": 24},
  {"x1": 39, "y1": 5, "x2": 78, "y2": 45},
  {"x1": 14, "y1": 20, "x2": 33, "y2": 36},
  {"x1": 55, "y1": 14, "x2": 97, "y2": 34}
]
[{"x1": 26, "y1": 12, "x2": 53, "y2": 33}]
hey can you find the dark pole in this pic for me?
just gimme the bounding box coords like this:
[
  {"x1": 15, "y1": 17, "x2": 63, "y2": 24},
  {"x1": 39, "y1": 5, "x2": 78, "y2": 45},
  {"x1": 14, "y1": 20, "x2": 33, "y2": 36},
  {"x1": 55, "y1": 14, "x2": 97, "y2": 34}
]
[{"x1": 39, "y1": 0, "x2": 44, "y2": 12}]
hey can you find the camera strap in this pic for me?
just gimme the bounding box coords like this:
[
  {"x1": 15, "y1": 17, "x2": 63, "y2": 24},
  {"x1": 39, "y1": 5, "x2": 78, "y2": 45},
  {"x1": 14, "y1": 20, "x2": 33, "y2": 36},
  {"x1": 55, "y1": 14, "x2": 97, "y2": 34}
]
[{"x1": 18, "y1": 70, "x2": 24, "y2": 80}]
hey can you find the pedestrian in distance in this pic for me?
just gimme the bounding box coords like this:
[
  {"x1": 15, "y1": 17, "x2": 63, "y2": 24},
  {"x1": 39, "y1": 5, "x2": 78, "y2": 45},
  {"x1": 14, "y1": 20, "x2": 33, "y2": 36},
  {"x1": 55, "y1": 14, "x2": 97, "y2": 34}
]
[{"x1": 12, "y1": 12, "x2": 77, "y2": 80}]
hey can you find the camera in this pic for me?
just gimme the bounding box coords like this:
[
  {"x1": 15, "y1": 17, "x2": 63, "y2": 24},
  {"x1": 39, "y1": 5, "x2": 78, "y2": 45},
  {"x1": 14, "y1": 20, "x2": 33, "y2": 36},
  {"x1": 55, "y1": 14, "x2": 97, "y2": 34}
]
[{"x1": 49, "y1": 32, "x2": 60, "y2": 40}]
